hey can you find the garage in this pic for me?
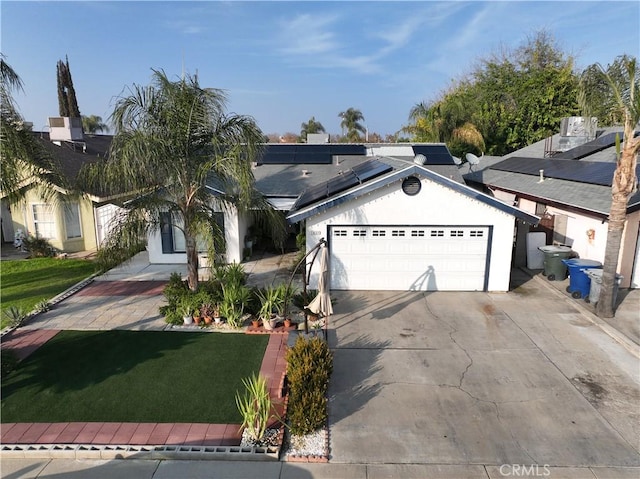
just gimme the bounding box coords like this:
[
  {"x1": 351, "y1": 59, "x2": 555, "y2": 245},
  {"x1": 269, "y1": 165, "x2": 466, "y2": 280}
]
[
  {"x1": 329, "y1": 225, "x2": 490, "y2": 291},
  {"x1": 287, "y1": 160, "x2": 538, "y2": 292}
]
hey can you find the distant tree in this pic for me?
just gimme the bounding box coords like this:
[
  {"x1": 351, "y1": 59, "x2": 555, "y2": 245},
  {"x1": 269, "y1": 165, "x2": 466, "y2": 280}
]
[
  {"x1": 583, "y1": 56, "x2": 639, "y2": 318},
  {"x1": 279, "y1": 132, "x2": 298, "y2": 143},
  {"x1": 82, "y1": 115, "x2": 109, "y2": 134},
  {"x1": 338, "y1": 108, "x2": 365, "y2": 142},
  {"x1": 300, "y1": 116, "x2": 326, "y2": 142},
  {"x1": 1, "y1": 55, "x2": 64, "y2": 201},
  {"x1": 579, "y1": 56, "x2": 630, "y2": 126},
  {"x1": 56, "y1": 56, "x2": 81, "y2": 118},
  {"x1": 404, "y1": 30, "x2": 578, "y2": 156}
]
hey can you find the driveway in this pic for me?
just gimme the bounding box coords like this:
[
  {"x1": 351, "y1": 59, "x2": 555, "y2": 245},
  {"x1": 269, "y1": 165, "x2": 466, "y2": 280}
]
[{"x1": 327, "y1": 269, "x2": 640, "y2": 468}]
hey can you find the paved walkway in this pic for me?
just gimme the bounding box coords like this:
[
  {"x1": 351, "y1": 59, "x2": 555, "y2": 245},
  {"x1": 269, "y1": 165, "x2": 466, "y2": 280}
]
[{"x1": 2, "y1": 249, "x2": 639, "y2": 478}]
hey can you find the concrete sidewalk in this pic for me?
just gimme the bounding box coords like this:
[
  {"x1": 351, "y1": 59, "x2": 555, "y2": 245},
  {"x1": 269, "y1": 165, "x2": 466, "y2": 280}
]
[{"x1": 3, "y1": 458, "x2": 639, "y2": 478}]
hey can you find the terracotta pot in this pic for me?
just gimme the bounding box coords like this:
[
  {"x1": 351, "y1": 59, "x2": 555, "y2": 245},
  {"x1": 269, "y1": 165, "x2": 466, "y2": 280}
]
[
  {"x1": 284, "y1": 319, "x2": 292, "y2": 328},
  {"x1": 204, "y1": 316, "x2": 213, "y2": 325},
  {"x1": 193, "y1": 316, "x2": 201, "y2": 325},
  {"x1": 251, "y1": 319, "x2": 260, "y2": 329}
]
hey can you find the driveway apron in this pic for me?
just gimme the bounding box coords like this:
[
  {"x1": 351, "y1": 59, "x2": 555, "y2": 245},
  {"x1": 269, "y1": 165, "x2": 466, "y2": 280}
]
[{"x1": 327, "y1": 271, "x2": 640, "y2": 467}]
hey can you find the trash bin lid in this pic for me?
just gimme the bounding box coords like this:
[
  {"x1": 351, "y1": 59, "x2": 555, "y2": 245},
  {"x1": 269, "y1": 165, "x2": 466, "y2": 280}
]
[
  {"x1": 538, "y1": 245, "x2": 573, "y2": 253},
  {"x1": 583, "y1": 269, "x2": 623, "y2": 280},
  {"x1": 563, "y1": 258, "x2": 602, "y2": 267}
]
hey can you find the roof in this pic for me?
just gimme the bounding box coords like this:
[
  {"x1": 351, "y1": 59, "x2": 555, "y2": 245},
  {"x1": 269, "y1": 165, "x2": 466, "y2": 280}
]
[
  {"x1": 462, "y1": 126, "x2": 640, "y2": 216},
  {"x1": 287, "y1": 164, "x2": 540, "y2": 225},
  {"x1": 33, "y1": 132, "x2": 111, "y2": 199},
  {"x1": 253, "y1": 155, "x2": 465, "y2": 198}
]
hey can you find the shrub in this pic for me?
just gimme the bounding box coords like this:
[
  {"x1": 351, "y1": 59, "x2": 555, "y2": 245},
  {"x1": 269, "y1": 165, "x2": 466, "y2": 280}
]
[
  {"x1": 212, "y1": 262, "x2": 246, "y2": 286},
  {"x1": 235, "y1": 373, "x2": 274, "y2": 445},
  {"x1": 285, "y1": 336, "x2": 333, "y2": 435},
  {"x1": 22, "y1": 235, "x2": 57, "y2": 257},
  {"x1": 160, "y1": 272, "x2": 190, "y2": 325},
  {"x1": 2, "y1": 306, "x2": 27, "y2": 327}
]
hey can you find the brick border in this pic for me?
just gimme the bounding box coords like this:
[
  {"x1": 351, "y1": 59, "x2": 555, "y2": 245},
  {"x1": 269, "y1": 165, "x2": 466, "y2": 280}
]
[{"x1": 1, "y1": 329, "x2": 291, "y2": 461}]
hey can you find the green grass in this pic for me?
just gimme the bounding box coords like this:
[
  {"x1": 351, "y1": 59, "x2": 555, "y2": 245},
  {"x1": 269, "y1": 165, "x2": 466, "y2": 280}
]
[
  {"x1": 0, "y1": 258, "x2": 96, "y2": 329},
  {"x1": 1, "y1": 330, "x2": 269, "y2": 423}
]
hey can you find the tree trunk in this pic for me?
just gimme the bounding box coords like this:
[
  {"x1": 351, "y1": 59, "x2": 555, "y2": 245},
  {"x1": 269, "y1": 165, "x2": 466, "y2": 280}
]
[
  {"x1": 185, "y1": 234, "x2": 199, "y2": 292},
  {"x1": 597, "y1": 141, "x2": 638, "y2": 318},
  {"x1": 596, "y1": 196, "x2": 626, "y2": 318}
]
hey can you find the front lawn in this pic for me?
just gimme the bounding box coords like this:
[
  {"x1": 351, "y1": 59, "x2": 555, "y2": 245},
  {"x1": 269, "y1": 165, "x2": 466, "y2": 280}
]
[
  {"x1": 1, "y1": 330, "x2": 269, "y2": 424},
  {"x1": 0, "y1": 258, "x2": 96, "y2": 329}
]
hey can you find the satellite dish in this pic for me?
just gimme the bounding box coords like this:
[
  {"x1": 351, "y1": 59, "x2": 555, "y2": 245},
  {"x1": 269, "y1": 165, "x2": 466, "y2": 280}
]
[
  {"x1": 413, "y1": 154, "x2": 427, "y2": 165},
  {"x1": 452, "y1": 156, "x2": 462, "y2": 165},
  {"x1": 465, "y1": 153, "x2": 480, "y2": 165}
]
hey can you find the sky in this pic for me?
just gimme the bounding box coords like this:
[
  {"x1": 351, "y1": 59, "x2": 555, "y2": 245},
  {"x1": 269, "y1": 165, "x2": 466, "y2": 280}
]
[{"x1": 2, "y1": 1, "x2": 639, "y2": 137}]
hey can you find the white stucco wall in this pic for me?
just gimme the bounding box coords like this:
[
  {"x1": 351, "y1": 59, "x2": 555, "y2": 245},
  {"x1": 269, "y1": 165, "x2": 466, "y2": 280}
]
[
  {"x1": 516, "y1": 198, "x2": 638, "y2": 288},
  {"x1": 304, "y1": 175, "x2": 518, "y2": 292},
  {"x1": 147, "y1": 207, "x2": 242, "y2": 265}
]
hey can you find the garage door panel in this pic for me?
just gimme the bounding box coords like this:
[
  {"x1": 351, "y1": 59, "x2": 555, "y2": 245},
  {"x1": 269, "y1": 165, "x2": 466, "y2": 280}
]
[{"x1": 330, "y1": 226, "x2": 489, "y2": 291}]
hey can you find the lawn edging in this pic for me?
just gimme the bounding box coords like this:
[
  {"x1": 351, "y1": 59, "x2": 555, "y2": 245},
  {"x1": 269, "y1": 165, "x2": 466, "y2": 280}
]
[{"x1": 0, "y1": 273, "x2": 97, "y2": 338}]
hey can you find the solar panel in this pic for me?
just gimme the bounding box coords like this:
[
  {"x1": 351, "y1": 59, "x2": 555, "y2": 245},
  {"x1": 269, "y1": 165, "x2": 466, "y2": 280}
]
[
  {"x1": 292, "y1": 159, "x2": 392, "y2": 210},
  {"x1": 552, "y1": 132, "x2": 619, "y2": 160},
  {"x1": 352, "y1": 160, "x2": 393, "y2": 182},
  {"x1": 411, "y1": 145, "x2": 455, "y2": 165},
  {"x1": 294, "y1": 183, "x2": 329, "y2": 210},
  {"x1": 491, "y1": 157, "x2": 617, "y2": 186},
  {"x1": 330, "y1": 144, "x2": 366, "y2": 155},
  {"x1": 260, "y1": 152, "x2": 296, "y2": 164},
  {"x1": 327, "y1": 171, "x2": 359, "y2": 196},
  {"x1": 303, "y1": 145, "x2": 331, "y2": 154}
]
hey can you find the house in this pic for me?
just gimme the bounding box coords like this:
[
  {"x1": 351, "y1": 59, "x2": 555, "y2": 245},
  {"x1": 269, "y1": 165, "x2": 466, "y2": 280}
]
[
  {"x1": 1, "y1": 118, "x2": 124, "y2": 254},
  {"x1": 462, "y1": 121, "x2": 640, "y2": 289},
  {"x1": 283, "y1": 146, "x2": 538, "y2": 292}
]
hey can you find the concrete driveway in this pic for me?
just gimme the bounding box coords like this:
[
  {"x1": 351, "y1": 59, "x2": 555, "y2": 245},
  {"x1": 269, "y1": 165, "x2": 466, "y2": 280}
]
[{"x1": 327, "y1": 269, "x2": 640, "y2": 468}]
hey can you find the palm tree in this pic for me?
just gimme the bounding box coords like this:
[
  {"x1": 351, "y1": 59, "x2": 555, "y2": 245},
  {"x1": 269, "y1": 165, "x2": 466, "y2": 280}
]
[
  {"x1": 338, "y1": 108, "x2": 365, "y2": 142},
  {"x1": 82, "y1": 115, "x2": 109, "y2": 134},
  {"x1": 1, "y1": 55, "x2": 63, "y2": 201},
  {"x1": 589, "y1": 56, "x2": 640, "y2": 318},
  {"x1": 85, "y1": 69, "x2": 284, "y2": 291},
  {"x1": 300, "y1": 116, "x2": 325, "y2": 142}
]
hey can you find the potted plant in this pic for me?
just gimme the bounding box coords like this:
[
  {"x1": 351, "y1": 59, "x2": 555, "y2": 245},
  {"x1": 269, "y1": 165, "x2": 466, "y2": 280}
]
[
  {"x1": 179, "y1": 297, "x2": 193, "y2": 325},
  {"x1": 201, "y1": 303, "x2": 214, "y2": 325},
  {"x1": 276, "y1": 283, "x2": 297, "y2": 323},
  {"x1": 257, "y1": 286, "x2": 279, "y2": 330},
  {"x1": 213, "y1": 303, "x2": 221, "y2": 324},
  {"x1": 192, "y1": 308, "x2": 201, "y2": 325}
]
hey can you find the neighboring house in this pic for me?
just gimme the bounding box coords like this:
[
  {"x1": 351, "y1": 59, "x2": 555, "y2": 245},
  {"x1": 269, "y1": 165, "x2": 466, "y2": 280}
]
[
  {"x1": 1, "y1": 118, "x2": 124, "y2": 254},
  {"x1": 462, "y1": 122, "x2": 640, "y2": 288},
  {"x1": 283, "y1": 147, "x2": 538, "y2": 292}
]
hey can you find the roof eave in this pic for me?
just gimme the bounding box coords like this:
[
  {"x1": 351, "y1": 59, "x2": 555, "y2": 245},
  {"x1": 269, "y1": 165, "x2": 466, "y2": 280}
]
[{"x1": 287, "y1": 164, "x2": 540, "y2": 225}]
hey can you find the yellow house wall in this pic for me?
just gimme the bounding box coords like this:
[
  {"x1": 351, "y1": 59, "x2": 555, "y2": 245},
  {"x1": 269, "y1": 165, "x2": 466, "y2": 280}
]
[{"x1": 9, "y1": 189, "x2": 98, "y2": 253}]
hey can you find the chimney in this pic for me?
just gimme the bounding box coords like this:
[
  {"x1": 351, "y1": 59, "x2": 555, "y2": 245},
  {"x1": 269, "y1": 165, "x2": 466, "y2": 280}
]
[{"x1": 538, "y1": 169, "x2": 544, "y2": 182}]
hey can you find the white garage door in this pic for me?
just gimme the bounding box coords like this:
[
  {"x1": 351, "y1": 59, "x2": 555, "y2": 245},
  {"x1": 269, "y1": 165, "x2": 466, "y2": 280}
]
[{"x1": 330, "y1": 225, "x2": 489, "y2": 291}]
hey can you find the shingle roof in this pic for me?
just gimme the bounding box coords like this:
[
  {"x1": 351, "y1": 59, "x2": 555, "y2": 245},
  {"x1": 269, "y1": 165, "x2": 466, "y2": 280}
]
[
  {"x1": 462, "y1": 127, "x2": 640, "y2": 216},
  {"x1": 287, "y1": 164, "x2": 539, "y2": 224}
]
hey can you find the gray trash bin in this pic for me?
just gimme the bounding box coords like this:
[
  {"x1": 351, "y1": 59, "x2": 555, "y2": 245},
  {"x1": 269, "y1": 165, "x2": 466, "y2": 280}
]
[
  {"x1": 538, "y1": 245, "x2": 573, "y2": 280},
  {"x1": 584, "y1": 269, "x2": 623, "y2": 306}
]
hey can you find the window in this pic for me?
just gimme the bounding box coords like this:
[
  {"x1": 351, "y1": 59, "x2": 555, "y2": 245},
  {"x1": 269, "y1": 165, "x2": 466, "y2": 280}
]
[
  {"x1": 430, "y1": 230, "x2": 444, "y2": 237},
  {"x1": 411, "y1": 230, "x2": 425, "y2": 237},
  {"x1": 450, "y1": 230, "x2": 464, "y2": 237},
  {"x1": 372, "y1": 230, "x2": 386, "y2": 237},
  {"x1": 64, "y1": 203, "x2": 82, "y2": 239},
  {"x1": 32, "y1": 204, "x2": 56, "y2": 239},
  {"x1": 391, "y1": 230, "x2": 405, "y2": 237},
  {"x1": 334, "y1": 230, "x2": 347, "y2": 237},
  {"x1": 160, "y1": 212, "x2": 224, "y2": 254},
  {"x1": 353, "y1": 230, "x2": 367, "y2": 237},
  {"x1": 470, "y1": 230, "x2": 484, "y2": 237}
]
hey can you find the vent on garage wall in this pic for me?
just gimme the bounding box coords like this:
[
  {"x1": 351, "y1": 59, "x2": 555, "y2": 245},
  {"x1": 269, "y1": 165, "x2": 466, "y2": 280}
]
[{"x1": 402, "y1": 176, "x2": 421, "y2": 196}]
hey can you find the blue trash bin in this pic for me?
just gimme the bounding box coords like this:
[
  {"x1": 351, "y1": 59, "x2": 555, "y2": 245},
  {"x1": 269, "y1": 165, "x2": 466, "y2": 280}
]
[{"x1": 561, "y1": 259, "x2": 602, "y2": 299}]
